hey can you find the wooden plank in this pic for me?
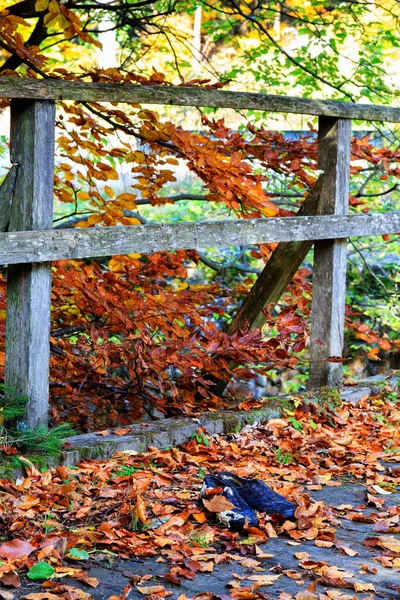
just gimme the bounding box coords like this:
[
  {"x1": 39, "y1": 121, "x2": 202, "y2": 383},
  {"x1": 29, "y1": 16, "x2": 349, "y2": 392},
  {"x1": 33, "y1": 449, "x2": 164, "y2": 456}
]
[
  {"x1": 0, "y1": 77, "x2": 399, "y2": 122},
  {"x1": 4, "y1": 100, "x2": 55, "y2": 428},
  {"x1": 309, "y1": 117, "x2": 352, "y2": 389},
  {"x1": 228, "y1": 175, "x2": 324, "y2": 334},
  {"x1": 0, "y1": 211, "x2": 398, "y2": 266},
  {"x1": 0, "y1": 164, "x2": 18, "y2": 232}
]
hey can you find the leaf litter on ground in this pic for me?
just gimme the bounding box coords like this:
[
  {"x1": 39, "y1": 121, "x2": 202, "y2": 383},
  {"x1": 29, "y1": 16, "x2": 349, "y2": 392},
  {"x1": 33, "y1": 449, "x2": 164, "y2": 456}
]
[{"x1": 0, "y1": 390, "x2": 398, "y2": 599}]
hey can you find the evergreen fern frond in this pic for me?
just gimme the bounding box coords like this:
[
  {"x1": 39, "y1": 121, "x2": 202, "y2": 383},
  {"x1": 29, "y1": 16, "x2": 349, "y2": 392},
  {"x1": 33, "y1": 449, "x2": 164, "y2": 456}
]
[{"x1": 11, "y1": 424, "x2": 75, "y2": 456}]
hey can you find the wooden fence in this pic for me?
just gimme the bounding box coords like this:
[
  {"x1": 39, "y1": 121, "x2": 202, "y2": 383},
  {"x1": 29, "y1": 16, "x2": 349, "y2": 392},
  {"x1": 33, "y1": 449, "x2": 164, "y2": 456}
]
[{"x1": 0, "y1": 77, "x2": 399, "y2": 428}]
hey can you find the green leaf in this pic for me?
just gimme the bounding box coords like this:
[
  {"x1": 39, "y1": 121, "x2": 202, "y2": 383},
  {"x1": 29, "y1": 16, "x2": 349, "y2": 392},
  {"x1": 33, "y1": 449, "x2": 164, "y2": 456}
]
[
  {"x1": 27, "y1": 562, "x2": 55, "y2": 580},
  {"x1": 288, "y1": 417, "x2": 303, "y2": 432},
  {"x1": 69, "y1": 547, "x2": 90, "y2": 560}
]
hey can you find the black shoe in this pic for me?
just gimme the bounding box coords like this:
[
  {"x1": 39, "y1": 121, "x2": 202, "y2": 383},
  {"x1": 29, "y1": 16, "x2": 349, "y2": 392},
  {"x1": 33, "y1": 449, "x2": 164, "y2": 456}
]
[
  {"x1": 216, "y1": 472, "x2": 296, "y2": 519},
  {"x1": 199, "y1": 474, "x2": 259, "y2": 531}
]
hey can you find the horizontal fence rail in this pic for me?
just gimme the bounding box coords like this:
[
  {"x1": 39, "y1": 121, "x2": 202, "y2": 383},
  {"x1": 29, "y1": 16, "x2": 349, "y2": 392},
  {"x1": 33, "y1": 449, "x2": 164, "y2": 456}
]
[
  {"x1": 0, "y1": 212, "x2": 399, "y2": 266},
  {"x1": 0, "y1": 77, "x2": 400, "y2": 121}
]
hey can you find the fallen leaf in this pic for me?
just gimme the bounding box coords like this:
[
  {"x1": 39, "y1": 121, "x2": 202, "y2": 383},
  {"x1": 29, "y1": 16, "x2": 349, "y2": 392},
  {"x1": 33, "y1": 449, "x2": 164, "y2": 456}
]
[
  {"x1": 114, "y1": 428, "x2": 132, "y2": 436},
  {"x1": 334, "y1": 435, "x2": 353, "y2": 447},
  {"x1": 0, "y1": 572, "x2": 21, "y2": 588},
  {"x1": 192, "y1": 513, "x2": 207, "y2": 523},
  {"x1": 0, "y1": 539, "x2": 37, "y2": 559},
  {"x1": 202, "y1": 495, "x2": 235, "y2": 513},
  {"x1": 314, "y1": 540, "x2": 333, "y2": 548},
  {"x1": 371, "y1": 484, "x2": 392, "y2": 495},
  {"x1": 360, "y1": 565, "x2": 377, "y2": 574},
  {"x1": 379, "y1": 536, "x2": 400, "y2": 552},
  {"x1": 21, "y1": 595, "x2": 60, "y2": 600},
  {"x1": 353, "y1": 582, "x2": 375, "y2": 592},
  {"x1": 334, "y1": 540, "x2": 358, "y2": 556},
  {"x1": 230, "y1": 556, "x2": 260, "y2": 568},
  {"x1": 247, "y1": 574, "x2": 281, "y2": 586},
  {"x1": 136, "y1": 585, "x2": 165, "y2": 594},
  {"x1": 132, "y1": 494, "x2": 147, "y2": 524}
]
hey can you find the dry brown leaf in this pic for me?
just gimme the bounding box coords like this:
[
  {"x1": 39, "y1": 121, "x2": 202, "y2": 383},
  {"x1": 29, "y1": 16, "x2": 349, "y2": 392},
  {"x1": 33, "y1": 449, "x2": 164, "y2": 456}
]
[
  {"x1": 202, "y1": 495, "x2": 235, "y2": 513},
  {"x1": 305, "y1": 581, "x2": 317, "y2": 593},
  {"x1": 55, "y1": 466, "x2": 69, "y2": 480},
  {"x1": 199, "y1": 562, "x2": 214, "y2": 572},
  {"x1": 314, "y1": 540, "x2": 333, "y2": 548},
  {"x1": 136, "y1": 585, "x2": 165, "y2": 594},
  {"x1": 132, "y1": 494, "x2": 147, "y2": 524},
  {"x1": 254, "y1": 546, "x2": 274, "y2": 558},
  {"x1": 114, "y1": 428, "x2": 132, "y2": 436},
  {"x1": 359, "y1": 564, "x2": 377, "y2": 574},
  {"x1": 0, "y1": 572, "x2": 20, "y2": 588},
  {"x1": 75, "y1": 574, "x2": 99, "y2": 587},
  {"x1": 192, "y1": 513, "x2": 207, "y2": 523},
  {"x1": 334, "y1": 541, "x2": 358, "y2": 556},
  {"x1": 247, "y1": 574, "x2": 281, "y2": 586},
  {"x1": 230, "y1": 556, "x2": 261, "y2": 569},
  {"x1": 334, "y1": 435, "x2": 353, "y2": 447},
  {"x1": 227, "y1": 581, "x2": 241, "y2": 589},
  {"x1": 353, "y1": 582, "x2": 375, "y2": 592},
  {"x1": 379, "y1": 536, "x2": 400, "y2": 552},
  {"x1": 16, "y1": 496, "x2": 40, "y2": 510},
  {"x1": 264, "y1": 522, "x2": 278, "y2": 537},
  {"x1": 283, "y1": 569, "x2": 303, "y2": 579},
  {"x1": 21, "y1": 595, "x2": 60, "y2": 600},
  {"x1": 0, "y1": 539, "x2": 37, "y2": 560},
  {"x1": 393, "y1": 558, "x2": 400, "y2": 567}
]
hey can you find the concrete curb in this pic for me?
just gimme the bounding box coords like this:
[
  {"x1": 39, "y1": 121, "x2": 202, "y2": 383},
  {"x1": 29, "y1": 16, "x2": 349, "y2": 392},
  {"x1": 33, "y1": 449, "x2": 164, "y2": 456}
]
[{"x1": 61, "y1": 407, "x2": 281, "y2": 465}]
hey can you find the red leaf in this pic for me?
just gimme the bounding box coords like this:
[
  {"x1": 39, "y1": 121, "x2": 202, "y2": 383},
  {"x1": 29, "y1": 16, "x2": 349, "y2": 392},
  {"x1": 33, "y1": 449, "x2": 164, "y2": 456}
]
[{"x1": 0, "y1": 539, "x2": 37, "y2": 559}]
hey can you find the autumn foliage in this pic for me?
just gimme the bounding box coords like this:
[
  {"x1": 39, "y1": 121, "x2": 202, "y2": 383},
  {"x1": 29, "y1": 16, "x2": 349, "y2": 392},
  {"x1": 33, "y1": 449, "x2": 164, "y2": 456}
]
[
  {"x1": 0, "y1": 386, "x2": 398, "y2": 597},
  {"x1": 0, "y1": 3, "x2": 399, "y2": 431}
]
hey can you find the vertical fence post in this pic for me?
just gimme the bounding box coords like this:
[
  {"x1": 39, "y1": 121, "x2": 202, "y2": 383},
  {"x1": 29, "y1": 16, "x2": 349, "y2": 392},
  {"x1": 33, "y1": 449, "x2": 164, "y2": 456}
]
[
  {"x1": 4, "y1": 100, "x2": 55, "y2": 428},
  {"x1": 308, "y1": 117, "x2": 351, "y2": 388}
]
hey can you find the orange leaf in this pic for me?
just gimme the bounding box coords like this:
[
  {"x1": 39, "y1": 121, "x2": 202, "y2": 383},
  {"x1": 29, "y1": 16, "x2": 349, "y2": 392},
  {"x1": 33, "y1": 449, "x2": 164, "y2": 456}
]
[
  {"x1": 0, "y1": 539, "x2": 37, "y2": 559},
  {"x1": 114, "y1": 428, "x2": 132, "y2": 436},
  {"x1": 353, "y1": 582, "x2": 375, "y2": 592},
  {"x1": 0, "y1": 571, "x2": 21, "y2": 587},
  {"x1": 136, "y1": 585, "x2": 165, "y2": 595},
  {"x1": 367, "y1": 347, "x2": 380, "y2": 361},
  {"x1": 192, "y1": 513, "x2": 207, "y2": 523},
  {"x1": 21, "y1": 595, "x2": 60, "y2": 600},
  {"x1": 202, "y1": 495, "x2": 235, "y2": 513},
  {"x1": 133, "y1": 494, "x2": 147, "y2": 524}
]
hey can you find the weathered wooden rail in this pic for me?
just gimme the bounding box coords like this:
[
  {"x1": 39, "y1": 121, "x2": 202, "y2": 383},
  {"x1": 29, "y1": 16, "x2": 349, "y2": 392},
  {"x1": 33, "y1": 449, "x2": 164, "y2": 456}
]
[{"x1": 0, "y1": 77, "x2": 399, "y2": 428}]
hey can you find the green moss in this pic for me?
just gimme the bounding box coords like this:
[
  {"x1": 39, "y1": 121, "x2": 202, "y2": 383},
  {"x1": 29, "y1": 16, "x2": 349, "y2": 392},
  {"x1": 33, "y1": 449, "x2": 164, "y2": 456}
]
[
  {"x1": 222, "y1": 413, "x2": 243, "y2": 434},
  {"x1": 311, "y1": 386, "x2": 342, "y2": 410}
]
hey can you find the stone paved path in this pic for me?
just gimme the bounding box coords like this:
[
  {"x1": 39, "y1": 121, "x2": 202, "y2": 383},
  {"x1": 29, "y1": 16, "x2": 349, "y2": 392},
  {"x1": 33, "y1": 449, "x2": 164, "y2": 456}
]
[{"x1": 18, "y1": 458, "x2": 399, "y2": 600}]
